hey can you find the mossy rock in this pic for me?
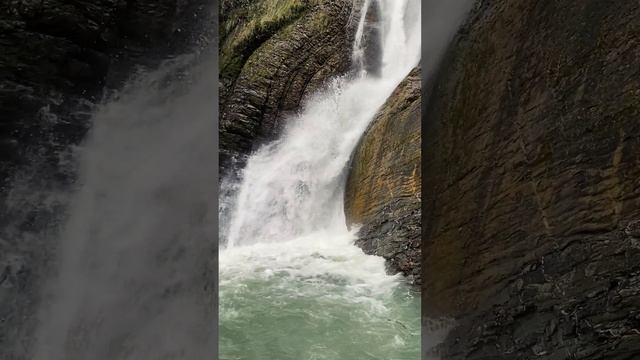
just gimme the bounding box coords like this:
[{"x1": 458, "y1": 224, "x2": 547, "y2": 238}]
[{"x1": 219, "y1": 0, "x2": 358, "y2": 175}]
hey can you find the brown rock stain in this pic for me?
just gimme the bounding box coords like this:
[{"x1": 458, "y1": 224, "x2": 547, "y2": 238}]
[{"x1": 344, "y1": 66, "x2": 422, "y2": 283}]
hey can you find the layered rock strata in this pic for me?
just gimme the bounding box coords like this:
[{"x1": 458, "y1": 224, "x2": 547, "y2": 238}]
[
  {"x1": 345, "y1": 67, "x2": 421, "y2": 284},
  {"x1": 422, "y1": 1, "x2": 640, "y2": 358},
  {"x1": 219, "y1": 0, "x2": 359, "y2": 174}
]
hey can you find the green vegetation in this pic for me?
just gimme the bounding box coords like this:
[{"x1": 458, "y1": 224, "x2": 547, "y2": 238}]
[
  {"x1": 220, "y1": 0, "x2": 314, "y2": 85},
  {"x1": 309, "y1": 11, "x2": 330, "y2": 30}
]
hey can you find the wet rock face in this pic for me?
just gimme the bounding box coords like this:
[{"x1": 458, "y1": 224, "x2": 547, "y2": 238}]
[
  {"x1": 359, "y1": 0, "x2": 382, "y2": 76},
  {"x1": 422, "y1": 1, "x2": 640, "y2": 358},
  {"x1": 0, "y1": 0, "x2": 213, "y2": 193},
  {"x1": 345, "y1": 67, "x2": 421, "y2": 284},
  {"x1": 219, "y1": 0, "x2": 357, "y2": 175},
  {"x1": 0, "y1": 1, "x2": 213, "y2": 357}
]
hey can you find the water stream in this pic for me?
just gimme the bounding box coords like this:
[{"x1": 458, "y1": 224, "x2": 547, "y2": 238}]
[
  {"x1": 19, "y1": 0, "x2": 479, "y2": 358},
  {"x1": 220, "y1": 1, "x2": 422, "y2": 358}
]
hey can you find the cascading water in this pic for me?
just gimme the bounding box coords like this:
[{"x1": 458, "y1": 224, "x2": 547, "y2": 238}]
[{"x1": 220, "y1": 0, "x2": 422, "y2": 358}]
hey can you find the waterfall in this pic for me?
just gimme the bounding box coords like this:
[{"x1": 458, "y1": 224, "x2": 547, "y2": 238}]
[
  {"x1": 220, "y1": 0, "x2": 422, "y2": 358},
  {"x1": 31, "y1": 55, "x2": 218, "y2": 359},
  {"x1": 16, "y1": 0, "x2": 477, "y2": 357},
  {"x1": 222, "y1": 0, "x2": 421, "y2": 248},
  {"x1": 351, "y1": 0, "x2": 373, "y2": 75}
]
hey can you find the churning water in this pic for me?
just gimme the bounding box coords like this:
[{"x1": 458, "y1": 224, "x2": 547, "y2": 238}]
[{"x1": 220, "y1": 0, "x2": 422, "y2": 358}]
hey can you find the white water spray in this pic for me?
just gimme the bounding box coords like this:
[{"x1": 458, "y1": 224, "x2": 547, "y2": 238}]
[
  {"x1": 219, "y1": 2, "x2": 422, "y2": 357},
  {"x1": 222, "y1": 0, "x2": 421, "y2": 250},
  {"x1": 351, "y1": 0, "x2": 372, "y2": 75},
  {"x1": 32, "y1": 56, "x2": 218, "y2": 360}
]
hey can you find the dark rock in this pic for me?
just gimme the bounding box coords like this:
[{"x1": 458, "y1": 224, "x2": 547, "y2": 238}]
[
  {"x1": 0, "y1": 0, "x2": 214, "y2": 357},
  {"x1": 358, "y1": 0, "x2": 383, "y2": 76},
  {"x1": 345, "y1": 67, "x2": 421, "y2": 284},
  {"x1": 218, "y1": 0, "x2": 358, "y2": 176},
  {"x1": 422, "y1": 1, "x2": 640, "y2": 358},
  {"x1": 625, "y1": 220, "x2": 640, "y2": 239},
  {"x1": 0, "y1": 254, "x2": 28, "y2": 290}
]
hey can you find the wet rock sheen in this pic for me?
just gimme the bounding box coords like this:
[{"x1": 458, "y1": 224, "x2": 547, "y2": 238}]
[
  {"x1": 219, "y1": 0, "x2": 357, "y2": 175},
  {"x1": 422, "y1": 1, "x2": 640, "y2": 358},
  {"x1": 345, "y1": 67, "x2": 421, "y2": 284}
]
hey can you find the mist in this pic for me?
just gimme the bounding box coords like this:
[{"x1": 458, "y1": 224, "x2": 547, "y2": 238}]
[
  {"x1": 419, "y1": 0, "x2": 475, "y2": 358},
  {"x1": 31, "y1": 54, "x2": 218, "y2": 360}
]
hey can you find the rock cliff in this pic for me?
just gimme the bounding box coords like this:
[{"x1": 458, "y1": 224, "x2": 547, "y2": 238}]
[
  {"x1": 344, "y1": 66, "x2": 422, "y2": 284},
  {"x1": 422, "y1": 1, "x2": 640, "y2": 358},
  {"x1": 219, "y1": 0, "x2": 357, "y2": 175}
]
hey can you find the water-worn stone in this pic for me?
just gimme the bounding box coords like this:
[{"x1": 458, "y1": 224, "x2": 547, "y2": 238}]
[
  {"x1": 422, "y1": 1, "x2": 640, "y2": 358},
  {"x1": 219, "y1": 0, "x2": 359, "y2": 175},
  {"x1": 345, "y1": 67, "x2": 421, "y2": 284}
]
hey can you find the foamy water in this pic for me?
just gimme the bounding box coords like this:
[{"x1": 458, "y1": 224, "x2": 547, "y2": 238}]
[{"x1": 220, "y1": 1, "x2": 422, "y2": 358}]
